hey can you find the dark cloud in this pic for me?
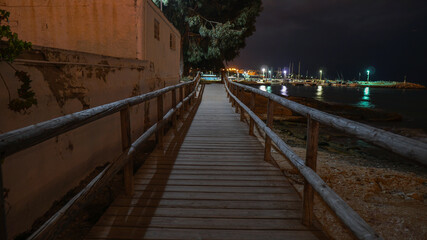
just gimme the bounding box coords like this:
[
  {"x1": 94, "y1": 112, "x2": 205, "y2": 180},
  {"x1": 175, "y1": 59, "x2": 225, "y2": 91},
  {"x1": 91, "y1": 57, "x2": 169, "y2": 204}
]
[{"x1": 231, "y1": 0, "x2": 427, "y2": 82}]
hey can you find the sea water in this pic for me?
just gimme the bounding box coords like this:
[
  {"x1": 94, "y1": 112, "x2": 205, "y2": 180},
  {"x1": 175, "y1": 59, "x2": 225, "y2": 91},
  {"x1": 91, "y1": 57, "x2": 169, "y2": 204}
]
[{"x1": 255, "y1": 84, "x2": 427, "y2": 131}]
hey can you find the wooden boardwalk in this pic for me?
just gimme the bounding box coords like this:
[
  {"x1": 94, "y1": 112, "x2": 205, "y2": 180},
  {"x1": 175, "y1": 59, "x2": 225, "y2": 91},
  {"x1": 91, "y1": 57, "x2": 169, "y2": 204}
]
[{"x1": 86, "y1": 84, "x2": 324, "y2": 239}]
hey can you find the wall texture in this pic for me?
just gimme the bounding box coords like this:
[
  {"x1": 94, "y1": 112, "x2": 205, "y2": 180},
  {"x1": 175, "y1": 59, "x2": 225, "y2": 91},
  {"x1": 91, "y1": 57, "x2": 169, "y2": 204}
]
[
  {"x1": 0, "y1": 46, "x2": 176, "y2": 238},
  {"x1": 1, "y1": 0, "x2": 181, "y2": 83}
]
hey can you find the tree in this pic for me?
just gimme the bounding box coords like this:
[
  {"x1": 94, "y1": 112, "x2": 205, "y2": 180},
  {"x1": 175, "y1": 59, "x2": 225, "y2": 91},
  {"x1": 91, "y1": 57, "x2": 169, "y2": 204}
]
[{"x1": 154, "y1": 0, "x2": 263, "y2": 74}]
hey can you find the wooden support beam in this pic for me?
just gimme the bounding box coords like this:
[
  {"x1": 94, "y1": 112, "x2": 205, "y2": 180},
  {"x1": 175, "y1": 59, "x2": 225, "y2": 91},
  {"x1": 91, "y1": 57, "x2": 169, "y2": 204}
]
[
  {"x1": 264, "y1": 99, "x2": 274, "y2": 162},
  {"x1": 120, "y1": 106, "x2": 133, "y2": 196},
  {"x1": 249, "y1": 92, "x2": 256, "y2": 136},
  {"x1": 0, "y1": 162, "x2": 7, "y2": 240},
  {"x1": 156, "y1": 95, "x2": 164, "y2": 148},
  {"x1": 303, "y1": 116, "x2": 320, "y2": 226},
  {"x1": 179, "y1": 86, "x2": 184, "y2": 116},
  {"x1": 172, "y1": 89, "x2": 177, "y2": 126},
  {"x1": 143, "y1": 101, "x2": 150, "y2": 132},
  {"x1": 235, "y1": 86, "x2": 239, "y2": 113},
  {"x1": 239, "y1": 89, "x2": 244, "y2": 122}
]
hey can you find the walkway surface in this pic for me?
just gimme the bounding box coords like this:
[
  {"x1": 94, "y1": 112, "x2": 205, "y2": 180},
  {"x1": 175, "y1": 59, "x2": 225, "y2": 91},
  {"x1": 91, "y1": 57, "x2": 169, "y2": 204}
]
[{"x1": 86, "y1": 84, "x2": 323, "y2": 239}]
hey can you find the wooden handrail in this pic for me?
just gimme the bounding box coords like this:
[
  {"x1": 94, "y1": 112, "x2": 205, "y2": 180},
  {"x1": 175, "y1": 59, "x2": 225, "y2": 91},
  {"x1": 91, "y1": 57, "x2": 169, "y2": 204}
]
[
  {"x1": 224, "y1": 79, "x2": 382, "y2": 240},
  {"x1": 0, "y1": 78, "x2": 199, "y2": 159},
  {"x1": 228, "y1": 81, "x2": 427, "y2": 165},
  {"x1": 0, "y1": 73, "x2": 201, "y2": 240}
]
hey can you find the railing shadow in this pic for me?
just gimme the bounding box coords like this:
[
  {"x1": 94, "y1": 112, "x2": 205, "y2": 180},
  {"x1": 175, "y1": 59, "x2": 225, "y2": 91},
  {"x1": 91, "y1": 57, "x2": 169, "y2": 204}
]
[{"x1": 105, "y1": 85, "x2": 204, "y2": 239}]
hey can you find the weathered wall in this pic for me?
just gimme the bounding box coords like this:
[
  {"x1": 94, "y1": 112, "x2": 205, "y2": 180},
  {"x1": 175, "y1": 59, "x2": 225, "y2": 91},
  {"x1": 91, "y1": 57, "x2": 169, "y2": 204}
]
[
  {"x1": 1, "y1": 0, "x2": 181, "y2": 84},
  {"x1": 0, "y1": 46, "x2": 175, "y2": 238},
  {"x1": 142, "y1": 0, "x2": 181, "y2": 84},
  {"x1": 1, "y1": 0, "x2": 138, "y2": 59}
]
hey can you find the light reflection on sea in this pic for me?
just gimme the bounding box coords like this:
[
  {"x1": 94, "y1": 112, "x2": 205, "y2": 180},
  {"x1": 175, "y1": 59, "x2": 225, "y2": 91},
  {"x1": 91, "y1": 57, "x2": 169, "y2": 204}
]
[{"x1": 254, "y1": 84, "x2": 427, "y2": 131}]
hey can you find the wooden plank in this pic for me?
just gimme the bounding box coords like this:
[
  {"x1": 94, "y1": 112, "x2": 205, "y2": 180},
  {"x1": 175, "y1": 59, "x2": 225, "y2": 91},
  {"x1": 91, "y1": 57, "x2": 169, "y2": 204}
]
[
  {"x1": 112, "y1": 191, "x2": 300, "y2": 201},
  {"x1": 132, "y1": 185, "x2": 295, "y2": 194},
  {"x1": 137, "y1": 168, "x2": 284, "y2": 176},
  {"x1": 138, "y1": 165, "x2": 278, "y2": 171},
  {"x1": 132, "y1": 178, "x2": 291, "y2": 187},
  {"x1": 134, "y1": 173, "x2": 286, "y2": 181},
  {"x1": 86, "y1": 227, "x2": 321, "y2": 240},
  {"x1": 104, "y1": 207, "x2": 301, "y2": 219},
  {"x1": 95, "y1": 216, "x2": 308, "y2": 230},
  {"x1": 111, "y1": 199, "x2": 301, "y2": 210}
]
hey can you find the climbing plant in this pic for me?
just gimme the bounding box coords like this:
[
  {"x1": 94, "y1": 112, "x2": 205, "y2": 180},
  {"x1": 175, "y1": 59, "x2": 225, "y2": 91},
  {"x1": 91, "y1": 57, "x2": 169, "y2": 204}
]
[{"x1": 0, "y1": 9, "x2": 36, "y2": 112}]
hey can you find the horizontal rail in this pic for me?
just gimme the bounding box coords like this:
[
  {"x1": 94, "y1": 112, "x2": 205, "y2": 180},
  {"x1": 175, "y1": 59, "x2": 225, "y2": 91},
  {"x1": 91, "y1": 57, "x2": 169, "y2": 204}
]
[
  {"x1": 229, "y1": 81, "x2": 427, "y2": 165},
  {"x1": 0, "y1": 78, "x2": 198, "y2": 159},
  {"x1": 225, "y1": 82, "x2": 381, "y2": 240}
]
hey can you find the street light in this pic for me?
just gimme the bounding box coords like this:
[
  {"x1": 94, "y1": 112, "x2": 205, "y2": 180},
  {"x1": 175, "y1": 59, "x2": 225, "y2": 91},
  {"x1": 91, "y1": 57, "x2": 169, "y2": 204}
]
[
  {"x1": 319, "y1": 70, "x2": 323, "y2": 81},
  {"x1": 284, "y1": 70, "x2": 287, "y2": 79},
  {"x1": 367, "y1": 70, "x2": 370, "y2": 81},
  {"x1": 262, "y1": 68, "x2": 266, "y2": 79},
  {"x1": 268, "y1": 70, "x2": 272, "y2": 81}
]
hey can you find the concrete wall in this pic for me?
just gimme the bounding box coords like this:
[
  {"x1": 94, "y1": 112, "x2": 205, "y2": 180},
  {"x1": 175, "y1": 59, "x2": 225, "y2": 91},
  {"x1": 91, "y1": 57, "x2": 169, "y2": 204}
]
[
  {"x1": 142, "y1": 0, "x2": 181, "y2": 83},
  {"x1": 1, "y1": 0, "x2": 138, "y2": 59},
  {"x1": 0, "y1": 46, "x2": 176, "y2": 238},
  {"x1": 1, "y1": 0, "x2": 181, "y2": 84}
]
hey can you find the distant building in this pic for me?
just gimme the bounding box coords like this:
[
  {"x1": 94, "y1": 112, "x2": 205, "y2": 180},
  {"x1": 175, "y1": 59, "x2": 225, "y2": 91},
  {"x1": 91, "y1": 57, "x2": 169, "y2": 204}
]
[{"x1": 1, "y1": 0, "x2": 181, "y2": 81}]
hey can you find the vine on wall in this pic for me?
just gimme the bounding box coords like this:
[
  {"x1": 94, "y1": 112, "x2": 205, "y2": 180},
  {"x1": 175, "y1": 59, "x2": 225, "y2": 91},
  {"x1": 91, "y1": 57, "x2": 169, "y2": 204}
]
[{"x1": 0, "y1": 9, "x2": 36, "y2": 112}]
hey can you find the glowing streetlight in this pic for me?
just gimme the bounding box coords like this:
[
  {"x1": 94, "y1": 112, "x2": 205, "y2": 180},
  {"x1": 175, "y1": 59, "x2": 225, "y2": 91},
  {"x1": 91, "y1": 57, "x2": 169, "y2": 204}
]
[
  {"x1": 262, "y1": 68, "x2": 266, "y2": 79},
  {"x1": 268, "y1": 70, "x2": 272, "y2": 80},
  {"x1": 284, "y1": 70, "x2": 287, "y2": 79},
  {"x1": 367, "y1": 70, "x2": 370, "y2": 81},
  {"x1": 319, "y1": 70, "x2": 323, "y2": 81}
]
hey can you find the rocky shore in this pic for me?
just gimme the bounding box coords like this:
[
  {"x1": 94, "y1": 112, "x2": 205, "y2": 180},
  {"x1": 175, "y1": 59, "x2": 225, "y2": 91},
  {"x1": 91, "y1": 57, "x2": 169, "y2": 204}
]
[{"x1": 237, "y1": 90, "x2": 427, "y2": 239}]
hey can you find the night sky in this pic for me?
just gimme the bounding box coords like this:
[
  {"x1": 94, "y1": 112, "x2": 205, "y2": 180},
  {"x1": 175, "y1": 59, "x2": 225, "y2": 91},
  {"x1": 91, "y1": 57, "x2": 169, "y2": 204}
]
[{"x1": 230, "y1": 0, "x2": 427, "y2": 84}]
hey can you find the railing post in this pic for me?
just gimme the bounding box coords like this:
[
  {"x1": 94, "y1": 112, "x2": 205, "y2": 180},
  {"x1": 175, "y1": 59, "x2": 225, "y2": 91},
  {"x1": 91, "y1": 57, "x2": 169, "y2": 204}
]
[
  {"x1": 120, "y1": 106, "x2": 133, "y2": 196},
  {"x1": 144, "y1": 101, "x2": 150, "y2": 132},
  {"x1": 234, "y1": 86, "x2": 239, "y2": 113},
  {"x1": 0, "y1": 161, "x2": 7, "y2": 240},
  {"x1": 264, "y1": 99, "x2": 274, "y2": 162},
  {"x1": 249, "y1": 92, "x2": 256, "y2": 136},
  {"x1": 156, "y1": 95, "x2": 164, "y2": 148},
  {"x1": 303, "y1": 115, "x2": 320, "y2": 226},
  {"x1": 239, "y1": 89, "x2": 244, "y2": 122},
  {"x1": 231, "y1": 85, "x2": 235, "y2": 107},
  {"x1": 179, "y1": 86, "x2": 184, "y2": 116},
  {"x1": 172, "y1": 89, "x2": 177, "y2": 126},
  {"x1": 227, "y1": 82, "x2": 231, "y2": 103}
]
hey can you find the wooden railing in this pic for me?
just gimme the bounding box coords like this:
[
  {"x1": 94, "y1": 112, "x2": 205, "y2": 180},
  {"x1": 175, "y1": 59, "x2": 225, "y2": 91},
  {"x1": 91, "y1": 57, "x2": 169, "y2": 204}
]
[
  {"x1": 224, "y1": 78, "x2": 427, "y2": 240},
  {"x1": 0, "y1": 73, "x2": 202, "y2": 240}
]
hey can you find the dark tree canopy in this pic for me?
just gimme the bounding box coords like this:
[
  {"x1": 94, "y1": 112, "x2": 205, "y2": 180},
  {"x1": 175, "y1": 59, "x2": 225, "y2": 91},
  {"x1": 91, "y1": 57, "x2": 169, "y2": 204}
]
[{"x1": 154, "y1": 0, "x2": 263, "y2": 72}]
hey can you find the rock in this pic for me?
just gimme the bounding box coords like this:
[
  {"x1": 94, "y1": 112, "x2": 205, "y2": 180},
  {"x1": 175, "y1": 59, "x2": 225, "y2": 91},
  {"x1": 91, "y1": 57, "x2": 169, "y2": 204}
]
[{"x1": 407, "y1": 192, "x2": 423, "y2": 201}]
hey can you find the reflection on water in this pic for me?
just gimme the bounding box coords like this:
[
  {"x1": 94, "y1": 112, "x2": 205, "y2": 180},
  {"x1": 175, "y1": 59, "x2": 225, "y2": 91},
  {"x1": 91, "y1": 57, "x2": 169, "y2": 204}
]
[
  {"x1": 315, "y1": 86, "x2": 323, "y2": 101},
  {"x1": 266, "y1": 86, "x2": 272, "y2": 93},
  {"x1": 255, "y1": 84, "x2": 427, "y2": 130},
  {"x1": 281, "y1": 86, "x2": 288, "y2": 96},
  {"x1": 357, "y1": 87, "x2": 375, "y2": 108}
]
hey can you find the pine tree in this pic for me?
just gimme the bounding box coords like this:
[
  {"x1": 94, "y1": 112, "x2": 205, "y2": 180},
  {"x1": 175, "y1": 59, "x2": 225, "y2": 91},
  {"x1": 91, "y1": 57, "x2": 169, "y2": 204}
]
[{"x1": 154, "y1": 0, "x2": 263, "y2": 74}]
